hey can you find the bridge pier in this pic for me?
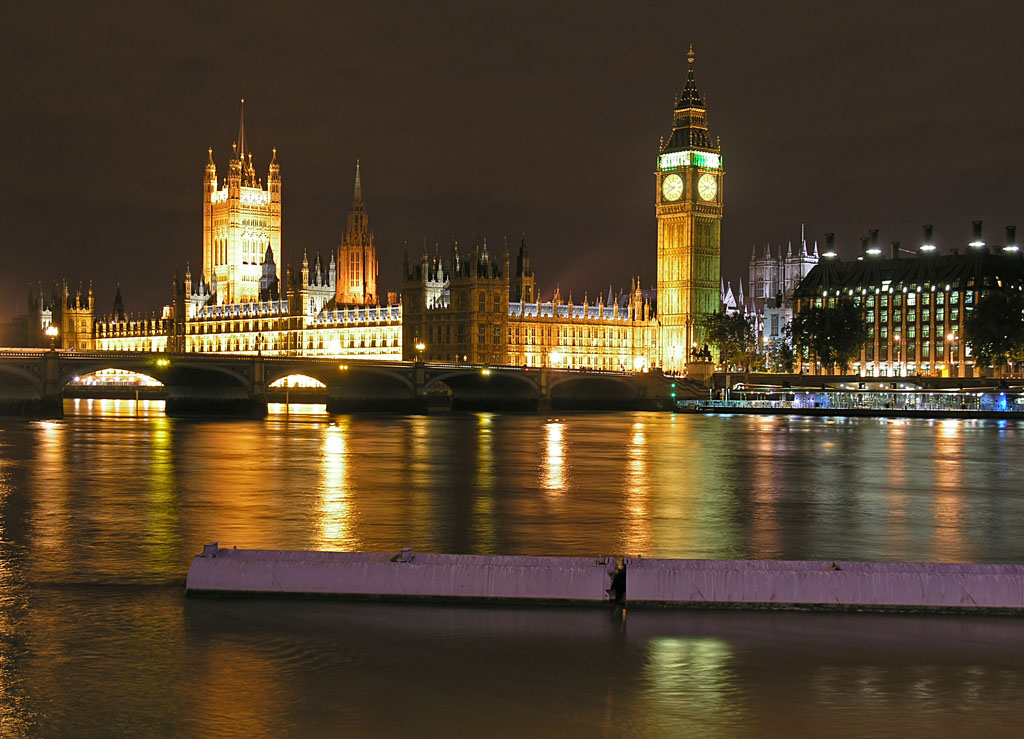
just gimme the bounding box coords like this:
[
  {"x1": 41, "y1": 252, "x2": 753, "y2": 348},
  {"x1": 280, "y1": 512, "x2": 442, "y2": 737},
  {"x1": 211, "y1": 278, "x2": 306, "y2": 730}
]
[{"x1": 3, "y1": 351, "x2": 67, "y2": 418}]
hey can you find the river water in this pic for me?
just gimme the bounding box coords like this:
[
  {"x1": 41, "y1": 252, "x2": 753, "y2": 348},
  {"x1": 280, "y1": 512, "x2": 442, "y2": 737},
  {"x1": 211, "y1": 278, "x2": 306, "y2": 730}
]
[{"x1": 2, "y1": 400, "x2": 1024, "y2": 736}]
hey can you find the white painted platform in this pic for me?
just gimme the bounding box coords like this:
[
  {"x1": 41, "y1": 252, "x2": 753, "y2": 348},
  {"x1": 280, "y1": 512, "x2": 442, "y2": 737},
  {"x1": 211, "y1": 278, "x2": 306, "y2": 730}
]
[
  {"x1": 186, "y1": 544, "x2": 618, "y2": 604},
  {"x1": 622, "y1": 558, "x2": 1024, "y2": 612}
]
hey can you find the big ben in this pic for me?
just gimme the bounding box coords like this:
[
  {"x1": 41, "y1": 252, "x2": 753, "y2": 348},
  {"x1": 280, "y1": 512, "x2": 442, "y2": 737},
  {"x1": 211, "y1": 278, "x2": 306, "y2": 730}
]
[{"x1": 656, "y1": 45, "x2": 723, "y2": 374}]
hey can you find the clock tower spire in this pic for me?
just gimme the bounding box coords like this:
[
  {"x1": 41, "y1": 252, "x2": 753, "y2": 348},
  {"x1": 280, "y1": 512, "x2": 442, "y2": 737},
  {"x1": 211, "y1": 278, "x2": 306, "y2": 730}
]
[{"x1": 656, "y1": 44, "x2": 724, "y2": 373}]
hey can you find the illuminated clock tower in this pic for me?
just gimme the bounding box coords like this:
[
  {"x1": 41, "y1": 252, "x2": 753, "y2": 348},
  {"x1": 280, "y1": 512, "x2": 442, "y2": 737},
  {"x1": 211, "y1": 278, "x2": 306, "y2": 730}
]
[{"x1": 656, "y1": 45, "x2": 723, "y2": 373}]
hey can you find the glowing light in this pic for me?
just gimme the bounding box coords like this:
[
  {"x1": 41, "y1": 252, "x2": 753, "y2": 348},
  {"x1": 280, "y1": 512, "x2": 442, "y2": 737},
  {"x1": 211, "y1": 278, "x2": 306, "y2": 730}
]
[
  {"x1": 542, "y1": 422, "x2": 566, "y2": 494},
  {"x1": 658, "y1": 150, "x2": 722, "y2": 170},
  {"x1": 44, "y1": 324, "x2": 58, "y2": 338},
  {"x1": 239, "y1": 187, "x2": 271, "y2": 206},
  {"x1": 920, "y1": 244, "x2": 937, "y2": 252},
  {"x1": 549, "y1": 350, "x2": 563, "y2": 365},
  {"x1": 969, "y1": 240, "x2": 985, "y2": 248},
  {"x1": 480, "y1": 368, "x2": 492, "y2": 376},
  {"x1": 269, "y1": 375, "x2": 326, "y2": 388},
  {"x1": 633, "y1": 356, "x2": 648, "y2": 371},
  {"x1": 155, "y1": 358, "x2": 170, "y2": 367},
  {"x1": 338, "y1": 364, "x2": 349, "y2": 370}
]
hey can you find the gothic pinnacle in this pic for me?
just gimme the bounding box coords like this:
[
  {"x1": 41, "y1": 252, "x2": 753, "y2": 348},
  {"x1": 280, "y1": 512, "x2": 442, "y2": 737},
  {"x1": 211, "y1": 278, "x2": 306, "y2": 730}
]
[{"x1": 238, "y1": 98, "x2": 247, "y2": 159}]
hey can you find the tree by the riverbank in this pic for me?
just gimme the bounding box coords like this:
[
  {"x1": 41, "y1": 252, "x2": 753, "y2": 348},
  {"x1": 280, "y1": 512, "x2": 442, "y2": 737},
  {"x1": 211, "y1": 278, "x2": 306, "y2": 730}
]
[
  {"x1": 701, "y1": 312, "x2": 756, "y2": 370},
  {"x1": 791, "y1": 299, "x2": 869, "y2": 373},
  {"x1": 966, "y1": 289, "x2": 1024, "y2": 369}
]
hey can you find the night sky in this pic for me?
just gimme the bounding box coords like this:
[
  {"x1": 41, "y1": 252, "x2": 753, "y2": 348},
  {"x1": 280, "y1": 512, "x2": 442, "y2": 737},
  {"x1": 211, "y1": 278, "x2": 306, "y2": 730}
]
[{"x1": 3, "y1": 1, "x2": 1022, "y2": 319}]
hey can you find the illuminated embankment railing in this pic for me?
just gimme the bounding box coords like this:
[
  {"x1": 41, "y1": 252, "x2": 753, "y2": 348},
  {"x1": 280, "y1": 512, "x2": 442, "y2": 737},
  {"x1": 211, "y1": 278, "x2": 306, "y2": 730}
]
[
  {"x1": 197, "y1": 299, "x2": 289, "y2": 319},
  {"x1": 310, "y1": 305, "x2": 402, "y2": 326},
  {"x1": 508, "y1": 301, "x2": 638, "y2": 322}
]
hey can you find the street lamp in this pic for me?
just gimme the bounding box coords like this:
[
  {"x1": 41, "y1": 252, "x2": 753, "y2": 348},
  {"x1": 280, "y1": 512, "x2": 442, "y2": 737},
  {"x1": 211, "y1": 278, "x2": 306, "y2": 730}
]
[
  {"x1": 44, "y1": 323, "x2": 58, "y2": 351},
  {"x1": 414, "y1": 341, "x2": 425, "y2": 361}
]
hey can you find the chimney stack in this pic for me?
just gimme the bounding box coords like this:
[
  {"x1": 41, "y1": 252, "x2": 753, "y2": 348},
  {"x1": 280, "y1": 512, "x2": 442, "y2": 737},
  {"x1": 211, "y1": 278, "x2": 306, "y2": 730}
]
[
  {"x1": 1004, "y1": 225, "x2": 1019, "y2": 253},
  {"x1": 866, "y1": 229, "x2": 882, "y2": 256},
  {"x1": 920, "y1": 224, "x2": 936, "y2": 254},
  {"x1": 890, "y1": 241, "x2": 900, "y2": 259},
  {"x1": 970, "y1": 220, "x2": 985, "y2": 249},
  {"x1": 822, "y1": 232, "x2": 838, "y2": 259}
]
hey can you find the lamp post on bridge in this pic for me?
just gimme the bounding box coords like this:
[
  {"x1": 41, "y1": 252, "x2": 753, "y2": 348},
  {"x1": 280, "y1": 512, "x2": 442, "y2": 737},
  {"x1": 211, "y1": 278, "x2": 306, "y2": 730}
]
[{"x1": 45, "y1": 324, "x2": 59, "y2": 352}]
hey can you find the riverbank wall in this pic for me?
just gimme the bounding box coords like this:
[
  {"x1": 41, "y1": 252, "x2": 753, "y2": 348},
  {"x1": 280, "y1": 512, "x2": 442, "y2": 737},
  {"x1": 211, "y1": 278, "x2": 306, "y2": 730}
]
[
  {"x1": 186, "y1": 545, "x2": 619, "y2": 605},
  {"x1": 187, "y1": 547, "x2": 1024, "y2": 613},
  {"x1": 623, "y1": 558, "x2": 1024, "y2": 613}
]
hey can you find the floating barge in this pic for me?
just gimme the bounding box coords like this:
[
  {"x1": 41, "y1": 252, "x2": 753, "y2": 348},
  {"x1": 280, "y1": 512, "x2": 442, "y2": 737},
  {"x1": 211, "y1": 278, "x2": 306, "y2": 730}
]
[
  {"x1": 186, "y1": 545, "x2": 619, "y2": 605},
  {"x1": 186, "y1": 546, "x2": 1024, "y2": 613},
  {"x1": 623, "y1": 558, "x2": 1024, "y2": 613}
]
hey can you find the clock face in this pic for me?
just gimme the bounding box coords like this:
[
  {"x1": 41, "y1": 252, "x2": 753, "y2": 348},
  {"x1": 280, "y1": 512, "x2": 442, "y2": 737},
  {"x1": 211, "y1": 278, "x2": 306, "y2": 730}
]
[
  {"x1": 661, "y1": 174, "x2": 684, "y2": 202},
  {"x1": 698, "y1": 173, "x2": 718, "y2": 201}
]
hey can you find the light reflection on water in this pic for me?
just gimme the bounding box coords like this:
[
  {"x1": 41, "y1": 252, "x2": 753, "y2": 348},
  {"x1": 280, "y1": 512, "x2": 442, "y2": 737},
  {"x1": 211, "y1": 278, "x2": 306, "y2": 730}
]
[{"x1": 1, "y1": 403, "x2": 1024, "y2": 734}]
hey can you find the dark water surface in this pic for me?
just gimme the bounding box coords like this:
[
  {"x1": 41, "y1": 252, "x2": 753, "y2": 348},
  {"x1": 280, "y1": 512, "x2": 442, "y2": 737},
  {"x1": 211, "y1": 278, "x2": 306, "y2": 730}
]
[{"x1": 2, "y1": 400, "x2": 1024, "y2": 736}]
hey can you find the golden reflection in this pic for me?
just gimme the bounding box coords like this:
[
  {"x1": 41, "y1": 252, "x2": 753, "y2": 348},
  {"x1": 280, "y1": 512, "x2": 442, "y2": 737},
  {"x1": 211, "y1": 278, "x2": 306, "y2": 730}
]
[
  {"x1": 267, "y1": 402, "x2": 327, "y2": 416},
  {"x1": 30, "y1": 420, "x2": 70, "y2": 564},
  {"x1": 314, "y1": 419, "x2": 358, "y2": 551},
  {"x1": 623, "y1": 422, "x2": 651, "y2": 553},
  {"x1": 642, "y1": 637, "x2": 740, "y2": 730},
  {"x1": 748, "y1": 420, "x2": 781, "y2": 556},
  {"x1": 542, "y1": 421, "x2": 566, "y2": 495},
  {"x1": 143, "y1": 415, "x2": 180, "y2": 577},
  {"x1": 932, "y1": 421, "x2": 967, "y2": 560},
  {"x1": 473, "y1": 414, "x2": 497, "y2": 553},
  {"x1": 475, "y1": 414, "x2": 496, "y2": 490},
  {"x1": 883, "y1": 423, "x2": 909, "y2": 552}
]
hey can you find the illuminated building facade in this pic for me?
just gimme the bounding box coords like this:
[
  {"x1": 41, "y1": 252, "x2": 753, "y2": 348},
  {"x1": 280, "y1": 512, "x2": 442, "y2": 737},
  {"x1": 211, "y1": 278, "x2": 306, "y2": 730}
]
[
  {"x1": 793, "y1": 224, "x2": 1024, "y2": 378},
  {"x1": 27, "y1": 281, "x2": 96, "y2": 350},
  {"x1": 203, "y1": 101, "x2": 282, "y2": 305},
  {"x1": 400, "y1": 240, "x2": 659, "y2": 370},
  {"x1": 740, "y1": 226, "x2": 820, "y2": 344},
  {"x1": 655, "y1": 45, "x2": 724, "y2": 373},
  {"x1": 29, "y1": 54, "x2": 722, "y2": 373},
  {"x1": 336, "y1": 161, "x2": 379, "y2": 307}
]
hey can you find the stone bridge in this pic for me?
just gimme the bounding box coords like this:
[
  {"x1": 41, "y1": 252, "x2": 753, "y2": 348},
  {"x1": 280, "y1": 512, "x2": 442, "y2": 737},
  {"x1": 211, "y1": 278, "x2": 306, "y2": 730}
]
[{"x1": 0, "y1": 350, "x2": 681, "y2": 417}]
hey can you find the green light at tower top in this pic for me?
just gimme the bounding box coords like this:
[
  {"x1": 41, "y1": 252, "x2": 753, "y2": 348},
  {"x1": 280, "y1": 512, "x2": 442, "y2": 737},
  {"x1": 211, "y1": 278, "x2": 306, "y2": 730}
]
[{"x1": 658, "y1": 150, "x2": 722, "y2": 171}]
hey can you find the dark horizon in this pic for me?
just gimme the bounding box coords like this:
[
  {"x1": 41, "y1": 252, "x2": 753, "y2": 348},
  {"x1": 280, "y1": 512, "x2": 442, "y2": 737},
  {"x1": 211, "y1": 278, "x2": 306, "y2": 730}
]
[{"x1": 3, "y1": 0, "x2": 1022, "y2": 319}]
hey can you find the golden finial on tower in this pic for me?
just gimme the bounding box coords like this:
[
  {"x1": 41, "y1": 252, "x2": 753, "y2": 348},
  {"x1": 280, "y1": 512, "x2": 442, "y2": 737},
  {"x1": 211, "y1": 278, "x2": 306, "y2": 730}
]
[{"x1": 688, "y1": 43, "x2": 695, "y2": 65}]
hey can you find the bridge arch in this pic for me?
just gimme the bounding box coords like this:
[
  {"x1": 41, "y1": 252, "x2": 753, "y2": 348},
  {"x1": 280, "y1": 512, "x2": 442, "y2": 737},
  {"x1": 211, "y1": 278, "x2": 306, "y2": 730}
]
[
  {"x1": 425, "y1": 367, "x2": 541, "y2": 411},
  {"x1": 66, "y1": 368, "x2": 164, "y2": 387},
  {"x1": 265, "y1": 363, "x2": 415, "y2": 395},
  {"x1": 0, "y1": 362, "x2": 42, "y2": 393},
  {"x1": 548, "y1": 373, "x2": 639, "y2": 410},
  {"x1": 58, "y1": 358, "x2": 253, "y2": 395}
]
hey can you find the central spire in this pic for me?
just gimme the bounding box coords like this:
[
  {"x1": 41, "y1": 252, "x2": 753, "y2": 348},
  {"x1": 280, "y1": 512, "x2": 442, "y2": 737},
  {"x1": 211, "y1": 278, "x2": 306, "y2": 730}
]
[
  {"x1": 353, "y1": 159, "x2": 362, "y2": 202},
  {"x1": 676, "y1": 43, "x2": 704, "y2": 109},
  {"x1": 664, "y1": 43, "x2": 715, "y2": 152},
  {"x1": 237, "y1": 98, "x2": 247, "y2": 159}
]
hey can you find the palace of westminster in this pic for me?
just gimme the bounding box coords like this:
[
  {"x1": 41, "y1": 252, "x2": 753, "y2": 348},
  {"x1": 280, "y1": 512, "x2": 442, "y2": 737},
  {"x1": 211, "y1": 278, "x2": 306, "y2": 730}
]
[{"x1": 24, "y1": 50, "x2": 1024, "y2": 379}]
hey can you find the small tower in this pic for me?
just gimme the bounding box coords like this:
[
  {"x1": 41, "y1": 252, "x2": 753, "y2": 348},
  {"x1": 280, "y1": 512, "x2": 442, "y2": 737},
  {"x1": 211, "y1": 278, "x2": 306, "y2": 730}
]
[
  {"x1": 202, "y1": 99, "x2": 281, "y2": 304},
  {"x1": 336, "y1": 160, "x2": 379, "y2": 306},
  {"x1": 510, "y1": 238, "x2": 535, "y2": 303}
]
